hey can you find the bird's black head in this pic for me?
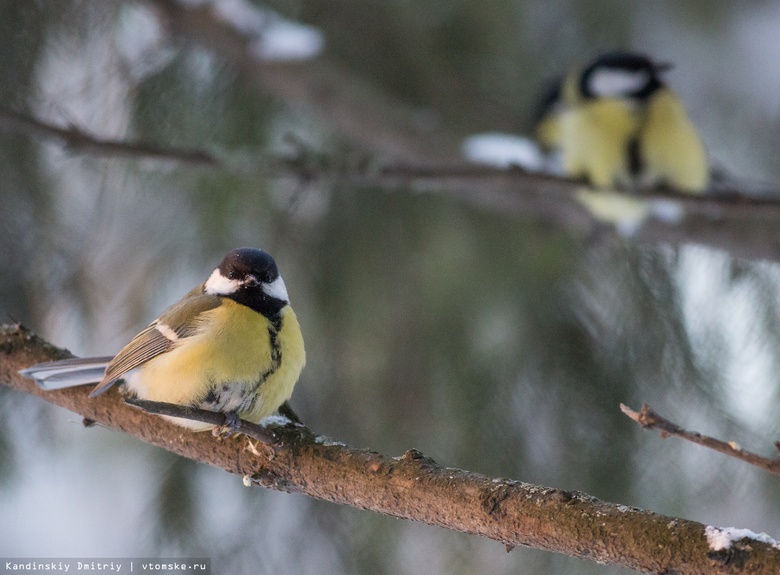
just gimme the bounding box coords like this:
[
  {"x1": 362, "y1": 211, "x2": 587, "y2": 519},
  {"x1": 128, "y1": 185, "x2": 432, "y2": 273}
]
[
  {"x1": 580, "y1": 51, "x2": 668, "y2": 101},
  {"x1": 205, "y1": 248, "x2": 290, "y2": 318}
]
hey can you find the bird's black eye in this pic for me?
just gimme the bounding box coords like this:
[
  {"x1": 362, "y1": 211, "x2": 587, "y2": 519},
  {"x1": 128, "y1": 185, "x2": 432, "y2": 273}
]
[{"x1": 228, "y1": 270, "x2": 236, "y2": 280}]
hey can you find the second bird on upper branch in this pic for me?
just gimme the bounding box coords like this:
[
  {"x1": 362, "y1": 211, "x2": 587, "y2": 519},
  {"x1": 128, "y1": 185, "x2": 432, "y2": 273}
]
[{"x1": 535, "y1": 51, "x2": 709, "y2": 194}]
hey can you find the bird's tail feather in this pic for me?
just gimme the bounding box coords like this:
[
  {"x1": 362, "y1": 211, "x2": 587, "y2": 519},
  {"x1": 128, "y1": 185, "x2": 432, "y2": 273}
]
[{"x1": 19, "y1": 356, "x2": 113, "y2": 390}]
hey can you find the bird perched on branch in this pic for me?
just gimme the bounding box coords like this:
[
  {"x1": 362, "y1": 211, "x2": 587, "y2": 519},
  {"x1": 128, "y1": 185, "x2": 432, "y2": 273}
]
[
  {"x1": 535, "y1": 51, "x2": 709, "y2": 194},
  {"x1": 20, "y1": 247, "x2": 306, "y2": 431}
]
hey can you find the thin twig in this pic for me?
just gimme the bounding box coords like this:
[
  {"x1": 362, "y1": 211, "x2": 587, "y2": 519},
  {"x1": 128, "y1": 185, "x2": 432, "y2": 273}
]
[
  {"x1": 4, "y1": 105, "x2": 780, "y2": 207},
  {"x1": 620, "y1": 403, "x2": 780, "y2": 476},
  {"x1": 8, "y1": 97, "x2": 780, "y2": 263},
  {"x1": 0, "y1": 105, "x2": 219, "y2": 166},
  {"x1": 124, "y1": 397, "x2": 278, "y2": 444}
]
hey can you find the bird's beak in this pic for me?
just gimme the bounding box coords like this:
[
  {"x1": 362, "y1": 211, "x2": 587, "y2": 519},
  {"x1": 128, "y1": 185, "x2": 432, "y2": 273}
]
[
  {"x1": 655, "y1": 61, "x2": 674, "y2": 74},
  {"x1": 242, "y1": 274, "x2": 260, "y2": 288}
]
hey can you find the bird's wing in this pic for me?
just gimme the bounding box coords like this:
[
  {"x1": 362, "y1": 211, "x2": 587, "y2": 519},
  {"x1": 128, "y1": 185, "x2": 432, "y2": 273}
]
[{"x1": 89, "y1": 293, "x2": 221, "y2": 397}]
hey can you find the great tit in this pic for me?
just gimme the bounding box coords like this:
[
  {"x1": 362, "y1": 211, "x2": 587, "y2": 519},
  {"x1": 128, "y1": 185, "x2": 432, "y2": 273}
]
[
  {"x1": 535, "y1": 51, "x2": 709, "y2": 193},
  {"x1": 20, "y1": 247, "x2": 306, "y2": 431}
]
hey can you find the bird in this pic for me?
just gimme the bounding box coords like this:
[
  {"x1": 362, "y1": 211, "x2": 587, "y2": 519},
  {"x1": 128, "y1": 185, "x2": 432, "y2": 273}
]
[
  {"x1": 20, "y1": 247, "x2": 306, "y2": 431},
  {"x1": 534, "y1": 51, "x2": 709, "y2": 194}
]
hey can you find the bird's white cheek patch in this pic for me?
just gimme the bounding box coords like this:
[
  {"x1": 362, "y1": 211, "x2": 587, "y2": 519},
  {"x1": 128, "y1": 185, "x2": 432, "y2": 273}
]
[
  {"x1": 205, "y1": 268, "x2": 241, "y2": 295},
  {"x1": 263, "y1": 275, "x2": 290, "y2": 303},
  {"x1": 590, "y1": 69, "x2": 650, "y2": 97}
]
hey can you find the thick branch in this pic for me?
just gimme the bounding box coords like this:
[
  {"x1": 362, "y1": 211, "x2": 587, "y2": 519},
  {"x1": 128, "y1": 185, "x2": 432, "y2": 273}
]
[
  {"x1": 621, "y1": 403, "x2": 780, "y2": 476},
  {"x1": 2, "y1": 323, "x2": 780, "y2": 575}
]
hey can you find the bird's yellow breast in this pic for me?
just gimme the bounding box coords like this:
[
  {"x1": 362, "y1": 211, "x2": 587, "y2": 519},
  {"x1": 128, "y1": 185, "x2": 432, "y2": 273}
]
[
  {"x1": 639, "y1": 89, "x2": 709, "y2": 193},
  {"x1": 559, "y1": 98, "x2": 640, "y2": 188},
  {"x1": 126, "y1": 300, "x2": 305, "y2": 429}
]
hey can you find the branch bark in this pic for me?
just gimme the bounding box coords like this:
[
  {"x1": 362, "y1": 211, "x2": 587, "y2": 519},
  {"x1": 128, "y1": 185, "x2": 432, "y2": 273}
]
[{"x1": 2, "y1": 322, "x2": 780, "y2": 575}]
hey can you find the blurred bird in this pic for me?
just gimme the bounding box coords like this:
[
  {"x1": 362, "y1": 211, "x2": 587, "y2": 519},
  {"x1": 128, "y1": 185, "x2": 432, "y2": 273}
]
[
  {"x1": 20, "y1": 247, "x2": 306, "y2": 431},
  {"x1": 535, "y1": 51, "x2": 709, "y2": 193}
]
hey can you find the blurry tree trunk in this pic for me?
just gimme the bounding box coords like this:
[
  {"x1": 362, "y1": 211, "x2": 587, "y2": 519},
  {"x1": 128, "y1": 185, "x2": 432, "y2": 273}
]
[{"x1": 2, "y1": 323, "x2": 779, "y2": 575}]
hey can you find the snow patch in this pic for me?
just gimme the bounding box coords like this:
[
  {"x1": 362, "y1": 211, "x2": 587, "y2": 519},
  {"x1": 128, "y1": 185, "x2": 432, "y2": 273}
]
[
  {"x1": 210, "y1": 0, "x2": 324, "y2": 61},
  {"x1": 704, "y1": 525, "x2": 780, "y2": 551},
  {"x1": 314, "y1": 436, "x2": 346, "y2": 447},
  {"x1": 648, "y1": 199, "x2": 685, "y2": 224},
  {"x1": 462, "y1": 133, "x2": 546, "y2": 172},
  {"x1": 260, "y1": 414, "x2": 293, "y2": 426},
  {"x1": 249, "y1": 19, "x2": 325, "y2": 61}
]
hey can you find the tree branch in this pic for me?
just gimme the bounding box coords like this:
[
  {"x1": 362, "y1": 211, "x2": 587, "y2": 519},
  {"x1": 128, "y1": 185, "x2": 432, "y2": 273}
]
[
  {"x1": 621, "y1": 403, "x2": 780, "y2": 476},
  {"x1": 0, "y1": 105, "x2": 219, "y2": 166},
  {"x1": 2, "y1": 322, "x2": 780, "y2": 574},
  {"x1": 6, "y1": 97, "x2": 780, "y2": 263}
]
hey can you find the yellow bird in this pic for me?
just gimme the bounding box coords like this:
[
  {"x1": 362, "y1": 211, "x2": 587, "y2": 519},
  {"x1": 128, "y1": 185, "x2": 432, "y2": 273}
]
[
  {"x1": 535, "y1": 51, "x2": 709, "y2": 193},
  {"x1": 20, "y1": 248, "x2": 306, "y2": 431}
]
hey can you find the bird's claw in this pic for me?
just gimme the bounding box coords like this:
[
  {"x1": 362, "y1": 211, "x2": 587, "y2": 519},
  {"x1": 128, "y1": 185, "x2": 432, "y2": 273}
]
[{"x1": 212, "y1": 411, "x2": 241, "y2": 440}]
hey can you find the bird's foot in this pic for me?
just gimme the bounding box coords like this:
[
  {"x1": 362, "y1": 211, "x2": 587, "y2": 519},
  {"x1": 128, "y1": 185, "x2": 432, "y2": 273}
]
[{"x1": 212, "y1": 410, "x2": 242, "y2": 440}]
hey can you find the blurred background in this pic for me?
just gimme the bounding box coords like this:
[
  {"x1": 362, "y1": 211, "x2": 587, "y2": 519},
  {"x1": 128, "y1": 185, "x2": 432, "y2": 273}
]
[{"x1": 2, "y1": 1, "x2": 780, "y2": 574}]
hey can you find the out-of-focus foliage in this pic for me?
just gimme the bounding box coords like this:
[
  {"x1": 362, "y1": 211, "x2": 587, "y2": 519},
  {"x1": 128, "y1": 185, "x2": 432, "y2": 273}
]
[{"x1": 1, "y1": 2, "x2": 780, "y2": 574}]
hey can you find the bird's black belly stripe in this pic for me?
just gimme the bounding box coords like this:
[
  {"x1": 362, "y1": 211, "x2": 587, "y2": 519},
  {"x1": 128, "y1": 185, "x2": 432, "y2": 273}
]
[
  {"x1": 251, "y1": 315, "x2": 283, "y2": 391},
  {"x1": 628, "y1": 137, "x2": 642, "y2": 176}
]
